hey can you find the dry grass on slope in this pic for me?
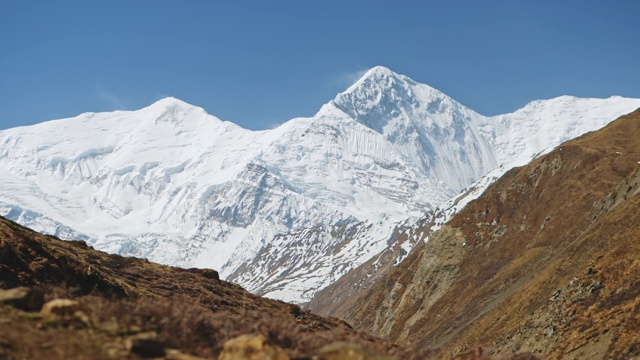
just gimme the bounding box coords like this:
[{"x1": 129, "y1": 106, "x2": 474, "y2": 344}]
[{"x1": 0, "y1": 217, "x2": 398, "y2": 359}]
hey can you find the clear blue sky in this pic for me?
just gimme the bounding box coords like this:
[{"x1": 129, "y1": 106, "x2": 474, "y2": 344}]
[{"x1": 1, "y1": 1, "x2": 639, "y2": 130}]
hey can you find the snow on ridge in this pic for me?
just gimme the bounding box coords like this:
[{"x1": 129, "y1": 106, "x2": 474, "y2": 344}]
[
  {"x1": 1, "y1": 66, "x2": 640, "y2": 304},
  {"x1": 478, "y1": 95, "x2": 640, "y2": 166}
]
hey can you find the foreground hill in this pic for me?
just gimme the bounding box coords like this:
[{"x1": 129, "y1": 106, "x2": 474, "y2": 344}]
[
  {"x1": 346, "y1": 109, "x2": 640, "y2": 359},
  {"x1": 0, "y1": 215, "x2": 412, "y2": 359}
]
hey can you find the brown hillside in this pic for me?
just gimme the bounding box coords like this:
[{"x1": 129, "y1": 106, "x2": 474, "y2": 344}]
[
  {"x1": 307, "y1": 219, "x2": 430, "y2": 318},
  {"x1": 346, "y1": 108, "x2": 640, "y2": 359},
  {"x1": 0, "y1": 216, "x2": 410, "y2": 359}
]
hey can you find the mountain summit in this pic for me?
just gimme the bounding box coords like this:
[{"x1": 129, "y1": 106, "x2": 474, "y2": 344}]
[
  {"x1": 329, "y1": 66, "x2": 497, "y2": 192},
  {"x1": 1, "y1": 67, "x2": 639, "y2": 304},
  {"x1": 333, "y1": 66, "x2": 463, "y2": 134}
]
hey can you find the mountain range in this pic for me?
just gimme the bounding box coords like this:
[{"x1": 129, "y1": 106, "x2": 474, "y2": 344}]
[{"x1": 1, "y1": 66, "x2": 639, "y2": 304}]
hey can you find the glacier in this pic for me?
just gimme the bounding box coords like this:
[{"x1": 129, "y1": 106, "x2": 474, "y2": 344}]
[{"x1": 1, "y1": 66, "x2": 639, "y2": 304}]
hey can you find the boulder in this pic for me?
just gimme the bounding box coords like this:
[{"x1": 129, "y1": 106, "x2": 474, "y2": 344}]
[
  {"x1": 126, "y1": 331, "x2": 165, "y2": 358},
  {"x1": 166, "y1": 349, "x2": 207, "y2": 360},
  {"x1": 218, "y1": 334, "x2": 289, "y2": 360},
  {"x1": 40, "y1": 299, "x2": 81, "y2": 317},
  {"x1": 0, "y1": 287, "x2": 44, "y2": 312}
]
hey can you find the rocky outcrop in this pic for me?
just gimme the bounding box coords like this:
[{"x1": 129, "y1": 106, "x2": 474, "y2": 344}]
[{"x1": 348, "y1": 225, "x2": 467, "y2": 343}]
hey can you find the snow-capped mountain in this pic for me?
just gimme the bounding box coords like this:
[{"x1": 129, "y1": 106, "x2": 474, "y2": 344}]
[{"x1": 1, "y1": 66, "x2": 639, "y2": 303}]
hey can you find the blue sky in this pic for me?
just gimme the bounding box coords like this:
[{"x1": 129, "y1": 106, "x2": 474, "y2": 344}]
[{"x1": 1, "y1": 1, "x2": 639, "y2": 130}]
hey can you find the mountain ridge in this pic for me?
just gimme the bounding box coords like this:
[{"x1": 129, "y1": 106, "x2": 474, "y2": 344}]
[{"x1": 345, "y1": 108, "x2": 640, "y2": 358}]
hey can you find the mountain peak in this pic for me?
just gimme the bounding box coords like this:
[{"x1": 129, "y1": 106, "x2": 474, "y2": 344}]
[
  {"x1": 341, "y1": 66, "x2": 407, "y2": 96},
  {"x1": 139, "y1": 97, "x2": 210, "y2": 125},
  {"x1": 360, "y1": 65, "x2": 397, "y2": 80},
  {"x1": 330, "y1": 66, "x2": 457, "y2": 134},
  {"x1": 146, "y1": 96, "x2": 197, "y2": 110}
]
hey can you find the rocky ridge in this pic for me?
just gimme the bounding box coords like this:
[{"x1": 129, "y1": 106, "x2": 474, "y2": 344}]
[{"x1": 345, "y1": 108, "x2": 640, "y2": 359}]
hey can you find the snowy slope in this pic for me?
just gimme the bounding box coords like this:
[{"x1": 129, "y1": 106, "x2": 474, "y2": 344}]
[{"x1": 1, "y1": 66, "x2": 639, "y2": 303}]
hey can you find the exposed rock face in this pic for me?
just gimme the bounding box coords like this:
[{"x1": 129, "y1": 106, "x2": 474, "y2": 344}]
[{"x1": 346, "y1": 109, "x2": 640, "y2": 359}]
